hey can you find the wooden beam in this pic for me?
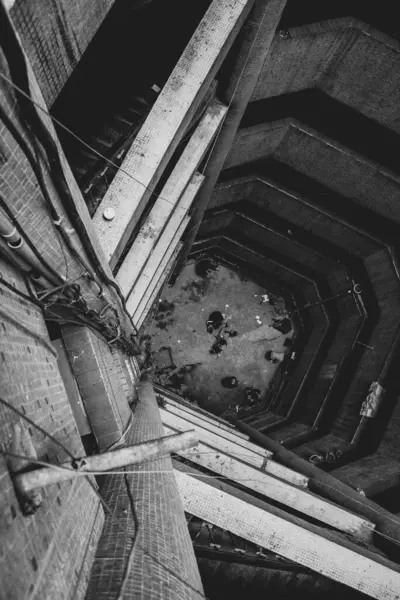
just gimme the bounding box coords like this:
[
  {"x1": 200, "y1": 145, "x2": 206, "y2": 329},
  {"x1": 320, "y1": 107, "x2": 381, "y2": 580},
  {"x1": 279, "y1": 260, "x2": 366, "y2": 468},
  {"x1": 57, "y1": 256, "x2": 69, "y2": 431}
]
[
  {"x1": 13, "y1": 430, "x2": 198, "y2": 492},
  {"x1": 163, "y1": 426, "x2": 376, "y2": 542},
  {"x1": 155, "y1": 384, "x2": 246, "y2": 433},
  {"x1": 164, "y1": 423, "x2": 307, "y2": 487},
  {"x1": 136, "y1": 243, "x2": 183, "y2": 330},
  {"x1": 121, "y1": 174, "x2": 204, "y2": 309},
  {"x1": 117, "y1": 104, "x2": 226, "y2": 296},
  {"x1": 162, "y1": 395, "x2": 249, "y2": 440},
  {"x1": 235, "y1": 418, "x2": 400, "y2": 548},
  {"x1": 160, "y1": 408, "x2": 271, "y2": 469},
  {"x1": 174, "y1": 468, "x2": 400, "y2": 600},
  {"x1": 172, "y1": 0, "x2": 287, "y2": 278},
  {"x1": 92, "y1": 0, "x2": 252, "y2": 266},
  {"x1": 162, "y1": 404, "x2": 261, "y2": 450},
  {"x1": 129, "y1": 216, "x2": 190, "y2": 322}
]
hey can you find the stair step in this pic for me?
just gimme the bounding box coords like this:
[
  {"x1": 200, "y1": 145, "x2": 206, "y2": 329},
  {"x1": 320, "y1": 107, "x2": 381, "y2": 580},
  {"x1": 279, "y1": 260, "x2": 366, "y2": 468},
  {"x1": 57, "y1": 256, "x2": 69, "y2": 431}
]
[
  {"x1": 250, "y1": 411, "x2": 283, "y2": 429},
  {"x1": 114, "y1": 114, "x2": 135, "y2": 127},
  {"x1": 268, "y1": 422, "x2": 310, "y2": 442}
]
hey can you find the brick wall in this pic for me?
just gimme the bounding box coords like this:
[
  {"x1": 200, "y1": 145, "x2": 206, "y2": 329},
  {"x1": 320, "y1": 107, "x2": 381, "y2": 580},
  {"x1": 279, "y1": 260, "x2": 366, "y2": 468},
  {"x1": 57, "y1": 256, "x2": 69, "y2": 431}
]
[
  {"x1": 0, "y1": 46, "x2": 136, "y2": 444},
  {"x1": 62, "y1": 325, "x2": 133, "y2": 450},
  {"x1": 0, "y1": 53, "x2": 135, "y2": 597},
  {"x1": 9, "y1": 0, "x2": 116, "y2": 105},
  {"x1": 87, "y1": 375, "x2": 204, "y2": 600},
  {"x1": 0, "y1": 258, "x2": 104, "y2": 600}
]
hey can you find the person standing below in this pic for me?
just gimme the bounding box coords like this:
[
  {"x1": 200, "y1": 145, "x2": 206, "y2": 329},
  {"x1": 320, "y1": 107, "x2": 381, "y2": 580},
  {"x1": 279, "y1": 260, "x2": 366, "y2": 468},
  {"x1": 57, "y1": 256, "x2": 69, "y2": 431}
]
[
  {"x1": 206, "y1": 310, "x2": 224, "y2": 333},
  {"x1": 221, "y1": 376, "x2": 239, "y2": 388}
]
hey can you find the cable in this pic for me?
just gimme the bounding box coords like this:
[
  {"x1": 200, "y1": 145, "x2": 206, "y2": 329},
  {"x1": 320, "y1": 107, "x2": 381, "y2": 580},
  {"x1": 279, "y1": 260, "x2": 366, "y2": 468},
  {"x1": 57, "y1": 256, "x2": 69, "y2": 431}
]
[
  {"x1": 0, "y1": 32, "x2": 139, "y2": 342},
  {"x1": 0, "y1": 272, "x2": 42, "y2": 306},
  {"x1": 0, "y1": 305, "x2": 58, "y2": 357},
  {"x1": 0, "y1": 248, "x2": 120, "y2": 348},
  {"x1": 5, "y1": 445, "x2": 400, "y2": 551},
  {"x1": 0, "y1": 69, "x2": 179, "y2": 211},
  {"x1": 0, "y1": 396, "x2": 111, "y2": 514},
  {"x1": 116, "y1": 472, "x2": 140, "y2": 600}
]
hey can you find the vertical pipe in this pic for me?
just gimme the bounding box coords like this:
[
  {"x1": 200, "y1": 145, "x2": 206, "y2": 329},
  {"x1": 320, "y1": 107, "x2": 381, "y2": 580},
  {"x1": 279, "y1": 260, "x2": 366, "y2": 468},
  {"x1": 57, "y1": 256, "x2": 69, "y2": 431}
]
[
  {"x1": 173, "y1": 0, "x2": 287, "y2": 278},
  {"x1": 86, "y1": 374, "x2": 204, "y2": 600}
]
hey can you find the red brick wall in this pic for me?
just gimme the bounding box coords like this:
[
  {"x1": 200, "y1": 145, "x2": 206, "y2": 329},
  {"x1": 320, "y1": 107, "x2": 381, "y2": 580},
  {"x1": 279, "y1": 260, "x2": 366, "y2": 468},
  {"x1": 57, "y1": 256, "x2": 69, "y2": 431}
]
[
  {"x1": 87, "y1": 375, "x2": 204, "y2": 600},
  {"x1": 0, "y1": 259, "x2": 104, "y2": 600},
  {"x1": 9, "y1": 0, "x2": 116, "y2": 105}
]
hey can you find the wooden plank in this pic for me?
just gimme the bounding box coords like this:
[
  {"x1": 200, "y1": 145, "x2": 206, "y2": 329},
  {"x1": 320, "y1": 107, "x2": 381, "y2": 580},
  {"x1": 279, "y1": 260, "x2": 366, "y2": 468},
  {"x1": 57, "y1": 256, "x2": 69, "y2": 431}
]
[
  {"x1": 129, "y1": 216, "x2": 190, "y2": 321},
  {"x1": 160, "y1": 406, "x2": 271, "y2": 458},
  {"x1": 160, "y1": 408, "x2": 272, "y2": 469},
  {"x1": 120, "y1": 174, "x2": 204, "y2": 306},
  {"x1": 163, "y1": 427, "x2": 376, "y2": 542},
  {"x1": 92, "y1": 0, "x2": 251, "y2": 266},
  {"x1": 136, "y1": 243, "x2": 183, "y2": 330},
  {"x1": 163, "y1": 404, "x2": 258, "y2": 448},
  {"x1": 174, "y1": 470, "x2": 398, "y2": 600},
  {"x1": 163, "y1": 423, "x2": 307, "y2": 487},
  {"x1": 155, "y1": 384, "x2": 245, "y2": 431},
  {"x1": 163, "y1": 395, "x2": 249, "y2": 440},
  {"x1": 117, "y1": 103, "x2": 226, "y2": 296}
]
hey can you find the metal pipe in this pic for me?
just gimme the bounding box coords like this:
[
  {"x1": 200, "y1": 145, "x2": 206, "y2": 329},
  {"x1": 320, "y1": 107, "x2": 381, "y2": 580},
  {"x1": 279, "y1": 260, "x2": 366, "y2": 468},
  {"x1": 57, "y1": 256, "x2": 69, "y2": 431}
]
[
  {"x1": 0, "y1": 207, "x2": 60, "y2": 286},
  {"x1": 13, "y1": 430, "x2": 198, "y2": 493},
  {"x1": 232, "y1": 418, "x2": 400, "y2": 549}
]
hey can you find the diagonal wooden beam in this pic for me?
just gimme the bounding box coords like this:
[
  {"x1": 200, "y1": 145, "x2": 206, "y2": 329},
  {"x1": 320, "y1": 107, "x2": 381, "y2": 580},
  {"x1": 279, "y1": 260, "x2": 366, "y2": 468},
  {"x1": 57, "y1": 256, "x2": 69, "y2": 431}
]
[
  {"x1": 163, "y1": 425, "x2": 375, "y2": 543},
  {"x1": 92, "y1": 0, "x2": 253, "y2": 267},
  {"x1": 116, "y1": 103, "x2": 226, "y2": 297},
  {"x1": 172, "y1": 0, "x2": 287, "y2": 278},
  {"x1": 174, "y1": 464, "x2": 400, "y2": 600},
  {"x1": 160, "y1": 407, "x2": 271, "y2": 467}
]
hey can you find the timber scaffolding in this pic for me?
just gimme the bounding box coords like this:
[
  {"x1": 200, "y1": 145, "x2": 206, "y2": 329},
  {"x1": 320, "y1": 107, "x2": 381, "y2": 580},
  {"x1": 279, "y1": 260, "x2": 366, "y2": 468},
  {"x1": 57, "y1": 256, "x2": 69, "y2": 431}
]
[{"x1": 6, "y1": 375, "x2": 400, "y2": 600}]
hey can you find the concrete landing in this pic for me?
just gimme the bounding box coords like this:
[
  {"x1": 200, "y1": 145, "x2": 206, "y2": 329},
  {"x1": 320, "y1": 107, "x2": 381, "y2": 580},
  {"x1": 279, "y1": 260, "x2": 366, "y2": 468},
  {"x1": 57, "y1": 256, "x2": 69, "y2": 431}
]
[{"x1": 147, "y1": 260, "x2": 292, "y2": 415}]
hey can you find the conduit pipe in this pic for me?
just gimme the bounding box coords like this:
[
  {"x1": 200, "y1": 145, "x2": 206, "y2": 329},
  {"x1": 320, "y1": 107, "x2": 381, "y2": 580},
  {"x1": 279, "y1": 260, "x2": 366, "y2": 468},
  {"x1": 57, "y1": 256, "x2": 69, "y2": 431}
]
[{"x1": 0, "y1": 207, "x2": 60, "y2": 286}]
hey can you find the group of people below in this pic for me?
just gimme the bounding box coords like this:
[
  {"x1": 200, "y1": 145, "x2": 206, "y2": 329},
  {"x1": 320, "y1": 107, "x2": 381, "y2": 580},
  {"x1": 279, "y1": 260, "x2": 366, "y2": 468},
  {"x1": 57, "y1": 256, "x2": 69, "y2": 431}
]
[
  {"x1": 206, "y1": 309, "x2": 295, "y2": 406},
  {"x1": 220, "y1": 376, "x2": 261, "y2": 405},
  {"x1": 206, "y1": 311, "x2": 238, "y2": 355}
]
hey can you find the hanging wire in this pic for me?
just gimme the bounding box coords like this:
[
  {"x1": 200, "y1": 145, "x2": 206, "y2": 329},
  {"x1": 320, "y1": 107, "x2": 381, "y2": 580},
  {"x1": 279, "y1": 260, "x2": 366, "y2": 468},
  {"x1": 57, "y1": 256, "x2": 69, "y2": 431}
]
[
  {"x1": 0, "y1": 396, "x2": 111, "y2": 514},
  {"x1": 0, "y1": 70, "x2": 177, "y2": 210},
  {"x1": 0, "y1": 305, "x2": 58, "y2": 357},
  {"x1": 4, "y1": 445, "x2": 400, "y2": 550}
]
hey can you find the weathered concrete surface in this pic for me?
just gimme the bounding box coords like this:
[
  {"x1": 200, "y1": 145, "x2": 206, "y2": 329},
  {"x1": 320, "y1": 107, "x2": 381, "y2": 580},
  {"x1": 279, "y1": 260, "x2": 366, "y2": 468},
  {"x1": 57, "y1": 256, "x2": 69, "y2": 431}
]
[
  {"x1": 148, "y1": 263, "x2": 291, "y2": 414},
  {"x1": 210, "y1": 177, "x2": 382, "y2": 257},
  {"x1": 252, "y1": 19, "x2": 400, "y2": 133},
  {"x1": 224, "y1": 120, "x2": 400, "y2": 225}
]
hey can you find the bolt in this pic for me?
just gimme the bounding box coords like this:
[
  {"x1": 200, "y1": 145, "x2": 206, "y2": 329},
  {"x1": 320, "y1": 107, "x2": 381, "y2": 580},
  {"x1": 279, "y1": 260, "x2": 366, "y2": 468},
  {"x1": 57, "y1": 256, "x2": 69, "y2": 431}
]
[{"x1": 103, "y1": 207, "x2": 115, "y2": 221}]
